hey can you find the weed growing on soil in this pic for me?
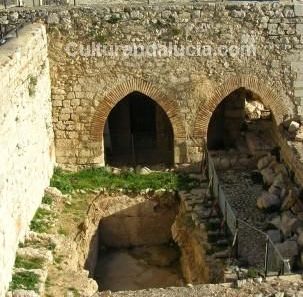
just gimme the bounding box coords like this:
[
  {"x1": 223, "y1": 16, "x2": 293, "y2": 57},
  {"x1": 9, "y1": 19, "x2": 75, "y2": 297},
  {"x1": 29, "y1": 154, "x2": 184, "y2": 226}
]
[
  {"x1": 9, "y1": 271, "x2": 40, "y2": 292},
  {"x1": 14, "y1": 255, "x2": 44, "y2": 270},
  {"x1": 50, "y1": 167, "x2": 199, "y2": 194}
]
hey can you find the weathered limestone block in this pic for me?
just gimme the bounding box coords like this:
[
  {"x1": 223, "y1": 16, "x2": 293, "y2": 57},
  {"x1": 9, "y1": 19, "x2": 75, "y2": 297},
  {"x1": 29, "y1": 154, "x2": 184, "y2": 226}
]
[{"x1": 0, "y1": 24, "x2": 54, "y2": 296}]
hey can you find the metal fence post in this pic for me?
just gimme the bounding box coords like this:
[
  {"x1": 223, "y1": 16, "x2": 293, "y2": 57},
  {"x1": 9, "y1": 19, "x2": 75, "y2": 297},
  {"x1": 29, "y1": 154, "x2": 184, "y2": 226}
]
[
  {"x1": 235, "y1": 219, "x2": 239, "y2": 258},
  {"x1": 264, "y1": 235, "x2": 270, "y2": 278},
  {"x1": 224, "y1": 198, "x2": 227, "y2": 236}
]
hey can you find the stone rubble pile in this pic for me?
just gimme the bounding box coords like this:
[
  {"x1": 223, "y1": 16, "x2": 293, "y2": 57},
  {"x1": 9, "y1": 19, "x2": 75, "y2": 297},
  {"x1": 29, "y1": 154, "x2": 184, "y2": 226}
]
[
  {"x1": 283, "y1": 118, "x2": 303, "y2": 142},
  {"x1": 176, "y1": 181, "x2": 231, "y2": 282},
  {"x1": 245, "y1": 99, "x2": 271, "y2": 121},
  {"x1": 255, "y1": 152, "x2": 303, "y2": 269}
]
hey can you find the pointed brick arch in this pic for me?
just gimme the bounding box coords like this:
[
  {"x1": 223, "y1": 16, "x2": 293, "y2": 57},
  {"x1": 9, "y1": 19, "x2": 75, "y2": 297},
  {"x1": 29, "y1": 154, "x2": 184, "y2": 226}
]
[
  {"x1": 193, "y1": 75, "x2": 291, "y2": 138},
  {"x1": 90, "y1": 78, "x2": 185, "y2": 142}
]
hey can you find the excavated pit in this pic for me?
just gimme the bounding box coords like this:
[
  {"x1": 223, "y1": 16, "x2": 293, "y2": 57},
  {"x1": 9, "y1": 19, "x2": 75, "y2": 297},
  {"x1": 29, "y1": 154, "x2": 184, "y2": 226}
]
[
  {"x1": 81, "y1": 190, "x2": 225, "y2": 292},
  {"x1": 93, "y1": 193, "x2": 182, "y2": 291}
]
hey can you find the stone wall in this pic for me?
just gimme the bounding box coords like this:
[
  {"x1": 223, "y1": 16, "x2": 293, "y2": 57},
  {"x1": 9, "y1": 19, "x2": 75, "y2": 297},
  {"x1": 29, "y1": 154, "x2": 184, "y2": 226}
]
[
  {"x1": 1, "y1": 2, "x2": 302, "y2": 171},
  {"x1": 0, "y1": 24, "x2": 54, "y2": 296},
  {"x1": 45, "y1": 2, "x2": 302, "y2": 169}
]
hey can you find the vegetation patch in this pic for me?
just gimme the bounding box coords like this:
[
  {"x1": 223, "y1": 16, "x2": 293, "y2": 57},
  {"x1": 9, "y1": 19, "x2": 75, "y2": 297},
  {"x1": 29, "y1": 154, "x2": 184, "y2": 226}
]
[
  {"x1": 15, "y1": 255, "x2": 44, "y2": 270},
  {"x1": 107, "y1": 15, "x2": 121, "y2": 24},
  {"x1": 42, "y1": 194, "x2": 53, "y2": 205},
  {"x1": 9, "y1": 271, "x2": 40, "y2": 293},
  {"x1": 67, "y1": 287, "x2": 81, "y2": 297},
  {"x1": 50, "y1": 167, "x2": 199, "y2": 194},
  {"x1": 30, "y1": 208, "x2": 53, "y2": 233}
]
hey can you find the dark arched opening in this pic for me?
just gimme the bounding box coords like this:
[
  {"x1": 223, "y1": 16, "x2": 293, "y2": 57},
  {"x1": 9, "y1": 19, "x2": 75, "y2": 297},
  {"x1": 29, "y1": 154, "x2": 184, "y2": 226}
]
[
  {"x1": 207, "y1": 87, "x2": 276, "y2": 156},
  {"x1": 103, "y1": 92, "x2": 174, "y2": 167}
]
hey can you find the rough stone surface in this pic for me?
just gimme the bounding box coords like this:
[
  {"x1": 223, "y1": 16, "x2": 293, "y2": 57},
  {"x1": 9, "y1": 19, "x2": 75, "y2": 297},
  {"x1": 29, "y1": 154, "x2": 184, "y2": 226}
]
[
  {"x1": 0, "y1": 3, "x2": 301, "y2": 169},
  {"x1": 91, "y1": 275, "x2": 303, "y2": 297},
  {"x1": 0, "y1": 24, "x2": 54, "y2": 296}
]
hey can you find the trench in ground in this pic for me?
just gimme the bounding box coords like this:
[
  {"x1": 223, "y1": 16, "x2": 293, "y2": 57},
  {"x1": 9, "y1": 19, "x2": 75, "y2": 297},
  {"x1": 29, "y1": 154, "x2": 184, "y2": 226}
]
[{"x1": 83, "y1": 191, "x2": 224, "y2": 292}]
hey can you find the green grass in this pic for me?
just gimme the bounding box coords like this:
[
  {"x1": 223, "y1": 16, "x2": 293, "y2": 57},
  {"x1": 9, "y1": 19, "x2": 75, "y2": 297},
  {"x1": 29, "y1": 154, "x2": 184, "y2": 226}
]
[
  {"x1": 30, "y1": 208, "x2": 53, "y2": 233},
  {"x1": 247, "y1": 268, "x2": 261, "y2": 278},
  {"x1": 58, "y1": 226, "x2": 68, "y2": 236},
  {"x1": 68, "y1": 287, "x2": 81, "y2": 297},
  {"x1": 50, "y1": 167, "x2": 199, "y2": 194},
  {"x1": 15, "y1": 255, "x2": 44, "y2": 270},
  {"x1": 9, "y1": 271, "x2": 40, "y2": 293},
  {"x1": 42, "y1": 194, "x2": 53, "y2": 205}
]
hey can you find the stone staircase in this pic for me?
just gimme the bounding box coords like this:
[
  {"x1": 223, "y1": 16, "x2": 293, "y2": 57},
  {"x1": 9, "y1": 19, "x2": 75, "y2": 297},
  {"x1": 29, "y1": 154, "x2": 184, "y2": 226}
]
[{"x1": 178, "y1": 177, "x2": 232, "y2": 266}]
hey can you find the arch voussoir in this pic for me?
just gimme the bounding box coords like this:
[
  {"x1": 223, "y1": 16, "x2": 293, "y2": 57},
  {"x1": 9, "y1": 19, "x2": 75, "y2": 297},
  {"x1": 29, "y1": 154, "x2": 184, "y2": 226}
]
[
  {"x1": 90, "y1": 78, "x2": 186, "y2": 143},
  {"x1": 193, "y1": 75, "x2": 290, "y2": 139}
]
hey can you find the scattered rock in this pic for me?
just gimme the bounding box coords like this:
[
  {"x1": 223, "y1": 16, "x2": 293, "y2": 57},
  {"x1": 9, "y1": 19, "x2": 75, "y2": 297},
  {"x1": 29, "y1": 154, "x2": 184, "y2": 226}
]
[
  {"x1": 257, "y1": 155, "x2": 273, "y2": 171},
  {"x1": 47, "y1": 13, "x2": 60, "y2": 24},
  {"x1": 260, "y1": 167, "x2": 275, "y2": 186},
  {"x1": 45, "y1": 186, "x2": 63, "y2": 198},
  {"x1": 12, "y1": 290, "x2": 39, "y2": 297},
  {"x1": 281, "y1": 189, "x2": 298, "y2": 211},
  {"x1": 288, "y1": 121, "x2": 300, "y2": 133},
  {"x1": 275, "y1": 240, "x2": 298, "y2": 262},
  {"x1": 280, "y1": 211, "x2": 298, "y2": 237},
  {"x1": 235, "y1": 279, "x2": 247, "y2": 288},
  {"x1": 139, "y1": 166, "x2": 152, "y2": 175},
  {"x1": 257, "y1": 191, "x2": 280, "y2": 209},
  {"x1": 254, "y1": 277, "x2": 263, "y2": 284},
  {"x1": 112, "y1": 167, "x2": 121, "y2": 175}
]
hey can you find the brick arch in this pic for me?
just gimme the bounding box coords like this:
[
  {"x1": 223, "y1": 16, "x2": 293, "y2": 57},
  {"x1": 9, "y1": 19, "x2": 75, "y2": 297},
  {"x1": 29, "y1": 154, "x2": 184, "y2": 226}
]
[
  {"x1": 193, "y1": 75, "x2": 291, "y2": 138},
  {"x1": 90, "y1": 78, "x2": 186, "y2": 142}
]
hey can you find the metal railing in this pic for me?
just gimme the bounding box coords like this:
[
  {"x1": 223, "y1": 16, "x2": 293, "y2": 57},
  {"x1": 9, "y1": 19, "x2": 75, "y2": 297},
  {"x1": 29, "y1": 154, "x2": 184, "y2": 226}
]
[{"x1": 203, "y1": 141, "x2": 291, "y2": 276}]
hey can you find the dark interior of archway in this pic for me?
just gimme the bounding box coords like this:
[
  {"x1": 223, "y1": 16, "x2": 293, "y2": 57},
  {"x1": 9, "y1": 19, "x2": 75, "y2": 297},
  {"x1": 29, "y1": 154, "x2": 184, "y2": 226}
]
[
  {"x1": 207, "y1": 88, "x2": 276, "y2": 154},
  {"x1": 104, "y1": 92, "x2": 174, "y2": 167}
]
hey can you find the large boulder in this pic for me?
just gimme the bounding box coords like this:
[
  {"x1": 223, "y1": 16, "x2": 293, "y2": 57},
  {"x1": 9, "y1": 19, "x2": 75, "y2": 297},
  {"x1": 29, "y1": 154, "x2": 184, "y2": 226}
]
[
  {"x1": 275, "y1": 240, "x2": 298, "y2": 263},
  {"x1": 260, "y1": 167, "x2": 276, "y2": 186},
  {"x1": 268, "y1": 183, "x2": 282, "y2": 197},
  {"x1": 269, "y1": 212, "x2": 298, "y2": 237},
  {"x1": 257, "y1": 154, "x2": 273, "y2": 171},
  {"x1": 288, "y1": 121, "x2": 300, "y2": 133},
  {"x1": 257, "y1": 191, "x2": 281, "y2": 210},
  {"x1": 280, "y1": 211, "x2": 298, "y2": 237},
  {"x1": 45, "y1": 186, "x2": 63, "y2": 198},
  {"x1": 281, "y1": 188, "x2": 298, "y2": 211},
  {"x1": 272, "y1": 163, "x2": 288, "y2": 177},
  {"x1": 291, "y1": 198, "x2": 303, "y2": 215}
]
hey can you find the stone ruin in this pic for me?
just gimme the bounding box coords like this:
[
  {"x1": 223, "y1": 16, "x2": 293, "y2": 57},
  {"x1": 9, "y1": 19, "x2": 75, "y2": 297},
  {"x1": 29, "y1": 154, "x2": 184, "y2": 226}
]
[{"x1": 0, "y1": 0, "x2": 303, "y2": 296}]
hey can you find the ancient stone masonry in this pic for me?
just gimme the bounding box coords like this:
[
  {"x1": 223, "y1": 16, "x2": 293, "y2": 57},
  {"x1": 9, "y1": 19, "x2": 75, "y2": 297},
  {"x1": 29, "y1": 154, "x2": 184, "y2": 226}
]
[
  {"x1": 0, "y1": 2, "x2": 302, "y2": 170},
  {"x1": 0, "y1": 24, "x2": 54, "y2": 296}
]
